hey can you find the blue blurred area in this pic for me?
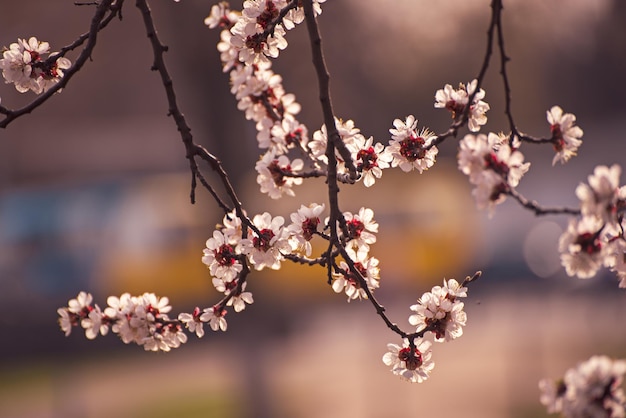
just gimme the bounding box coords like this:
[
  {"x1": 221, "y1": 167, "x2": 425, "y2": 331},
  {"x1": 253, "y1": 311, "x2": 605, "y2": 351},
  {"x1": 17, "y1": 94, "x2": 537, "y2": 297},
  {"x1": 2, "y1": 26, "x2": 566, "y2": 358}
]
[{"x1": 0, "y1": 181, "x2": 121, "y2": 296}]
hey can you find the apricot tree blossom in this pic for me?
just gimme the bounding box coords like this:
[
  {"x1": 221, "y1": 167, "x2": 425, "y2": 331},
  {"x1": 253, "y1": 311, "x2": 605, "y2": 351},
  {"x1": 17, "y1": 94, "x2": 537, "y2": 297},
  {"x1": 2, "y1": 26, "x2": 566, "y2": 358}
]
[{"x1": 1, "y1": 0, "x2": 625, "y2": 415}]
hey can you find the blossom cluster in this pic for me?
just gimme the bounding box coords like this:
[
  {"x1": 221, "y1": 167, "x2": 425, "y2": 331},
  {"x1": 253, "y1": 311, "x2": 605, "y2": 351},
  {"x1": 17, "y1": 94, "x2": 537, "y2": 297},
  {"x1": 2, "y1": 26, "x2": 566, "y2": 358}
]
[
  {"x1": 458, "y1": 131, "x2": 529, "y2": 215},
  {"x1": 57, "y1": 203, "x2": 386, "y2": 349},
  {"x1": 57, "y1": 291, "x2": 187, "y2": 352},
  {"x1": 382, "y1": 278, "x2": 469, "y2": 383},
  {"x1": 539, "y1": 355, "x2": 626, "y2": 417},
  {"x1": 558, "y1": 164, "x2": 626, "y2": 285},
  {"x1": 434, "y1": 79, "x2": 489, "y2": 132},
  {"x1": 456, "y1": 105, "x2": 584, "y2": 215},
  {"x1": 206, "y1": 1, "x2": 314, "y2": 199},
  {"x1": 206, "y1": 4, "x2": 491, "y2": 197},
  {"x1": 45, "y1": 0, "x2": 623, "y2": 399},
  {"x1": 203, "y1": 205, "x2": 381, "y2": 303},
  {"x1": 0, "y1": 37, "x2": 71, "y2": 94}
]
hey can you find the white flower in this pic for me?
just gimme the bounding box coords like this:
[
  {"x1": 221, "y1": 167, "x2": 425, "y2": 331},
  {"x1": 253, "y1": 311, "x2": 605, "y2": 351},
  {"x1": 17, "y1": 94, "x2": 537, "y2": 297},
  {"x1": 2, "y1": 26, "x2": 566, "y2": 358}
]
[
  {"x1": 218, "y1": 29, "x2": 239, "y2": 71},
  {"x1": 239, "y1": 212, "x2": 291, "y2": 270},
  {"x1": 349, "y1": 135, "x2": 391, "y2": 187},
  {"x1": 443, "y1": 278, "x2": 468, "y2": 299},
  {"x1": 57, "y1": 308, "x2": 76, "y2": 336},
  {"x1": 470, "y1": 171, "x2": 509, "y2": 215},
  {"x1": 36, "y1": 55, "x2": 71, "y2": 93},
  {"x1": 221, "y1": 210, "x2": 243, "y2": 238},
  {"x1": 458, "y1": 132, "x2": 501, "y2": 182},
  {"x1": 103, "y1": 293, "x2": 142, "y2": 344},
  {"x1": 465, "y1": 80, "x2": 490, "y2": 132},
  {"x1": 408, "y1": 279, "x2": 468, "y2": 342},
  {"x1": 576, "y1": 164, "x2": 625, "y2": 233},
  {"x1": 255, "y1": 150, "x2": 304, "y2": 198},
  {"x1": 458, "y1": 133, "x2": 530, "y2": 215},
  {"x1": 607, "y1": 239, "x2": 626, "y2": 288},
  {"x1": 142, "y1": 323, "x2": 187, "y2": 352},
  {"x1": 382, "y1": 338, "x2": 434, "y2": 383},
  {"x1": 0, "y1": 37, "x2": 71, "y2": 94},
  {"x1": 283, "y1": 0, "x2": 325, "y2": 29},
  {"x1": 435, "y1": 79, "x2": 489, "y2": 132},
  {"x1": 387, "y1": 116, "x2": 438, "y2": 173},
  {"x1": 342, "y1": 207, "x2": 378, "y2": 258},
  {"x1": 331, "y1": 253, "x2": 380, "y2": 302},
  {"x1": 227, "y1": 282, "x2": 254, "y2": 312},
  {"x1": 96, "y1": 292, "x2": 180, "y2": 351},
  {"x1": 67, "y1": 291, "x2": 93, "y2": 314},
  {"x1": 204, "y1": 1, "x2": 240, "y2": 29},
  {"x1": 143, "y1": 293, "x2": 172, "y2": 316},
  {"x1": 0, "y1": 37, "x2": 44, "y2": 93},
  {"x1": 308, "y1": 117, "x2": 363, "y2": 165},
  {"x1": 435, "y1": 83, "x2": 466, "y2": 115},
  {"x1": 200, "y1": 306, "x2": 228, "y2": 332},
  {"x1": 541, "y1": 355, "x2": 626, "y2": 418},
  {"x1": 539, "y1": 378, "x2": 566, "y2": 414},
  {"x1": 263, "y1": 116, "x2": 308, "y2": 154},
  {"x1": 178, "y1": 307, "x2": 205, "y2": 338},
  {"x1": 459, "y1": 133, "x2": 529, "y2": 187},
  {"x1": 242, "y1": 0, "x2": 287, "y2": 26},
  {"x1": 547, "y1": 105, "x2": 584, "y2": 165},
  {"x1": 202, "y1": 229, "x2": 242, "y2": 282},
  {"x1": 331, "y1": 265, "x2": 367, "y2": 301},
  {"x1": 230, "y1": 19, "x2": 288, "y2": 65},
  {"x1": 559, "y1": 217, "x2": 607, "y2": 279},
  {"x1": 288, "y1": 203, "x2": 325, "y2": 256},
  {"x1": 81, "y1": 305, "x2": 109, "y2": 340},
  {"x1": 61, "y1": 291, "x2": 111, "y2": 340}
]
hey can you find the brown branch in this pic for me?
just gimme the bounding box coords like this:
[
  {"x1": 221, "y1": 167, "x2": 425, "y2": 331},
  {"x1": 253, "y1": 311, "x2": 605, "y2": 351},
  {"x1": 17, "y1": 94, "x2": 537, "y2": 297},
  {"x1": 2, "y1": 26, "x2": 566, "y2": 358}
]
[
  {"x1": 428, "y1": 0, "x2": 499, "y2": 149},
  {"x1": 506, "y1": 188, "x2": 580, "y2": 216},
  {"x1": 493, "y1": 0, "x2": 520, "y2": 142},
  {"x1": 134, "y1": 0, "x2": 256, "y2": 228},
  {"x1": 302, "y1": 0, "x2": 356, "y2": 180},
  {"x1": 284, "y1": 252, "x2": 330, "y2": 266}
]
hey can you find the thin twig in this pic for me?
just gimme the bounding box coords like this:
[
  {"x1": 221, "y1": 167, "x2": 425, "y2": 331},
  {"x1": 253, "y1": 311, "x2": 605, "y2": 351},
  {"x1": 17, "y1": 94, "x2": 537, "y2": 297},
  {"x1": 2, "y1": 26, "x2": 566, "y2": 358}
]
[
  {"x1": 135, "y1": 0, "x2": 254, "y2": 226},
  {"x1": 507, "y1": 188, "x2": 580, "y2": 216}
]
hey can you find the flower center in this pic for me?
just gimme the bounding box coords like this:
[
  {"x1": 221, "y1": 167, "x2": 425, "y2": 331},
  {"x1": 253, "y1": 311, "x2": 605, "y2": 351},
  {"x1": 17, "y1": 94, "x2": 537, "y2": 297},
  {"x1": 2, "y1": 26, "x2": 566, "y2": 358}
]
[
  {"x1": 484, "y1": 151, "x2": 510, "y2": 177},
  {"x1": 267, "y1": 159, "x2": 291, "y2": 186},
  {"x1": 357, "y1": 146, "x2": 378, "y2": 171},
  {"x1": 245, "y1": 33, "x2": 265, "y2": 54},
  {"x1": 551, "y1": 124, "x2": 564, "y2": 152},
  {"x1": 445, "y1": 100, "x2": 465, "y2": 118},
  {"x1": 215, "y1": 244, "x2": 237, "y2": 266},
  {"x1": 146, "y1": 304, "x2": 160, "y2": 319},
  {"x1": 353, "y1": 262, "x2": 367, "y2": 277},
  {"x1": 302, "y1": 217, "x2": 319, "y2": 241},
  {"x1": 346, "y1": 219, "x2": 365, "y2": 240},
  {"x1": 253, "y1": 228, "x2": 275, "y2": 252},
  {"x1": 257, "y1": 1, "x2": 279, "y2": 29},
  {"x1": 576, "y1": 232, "x2": 602, "y2": 255},
  {"x1": 285, "y1": 128, "x2": 304, "y2": 146},
  {"x1": 399, "y1": 136, "x2": 426, "y2": 161},
  {"x1": 425, "y1": 314, "x2": 449, "y2": 340},
  {"x1": 398, "y1": 347, "x2": 423, "y2": 370},
  {"x1": 213, "y1": 306, "x2": 227, "y2": 317}
]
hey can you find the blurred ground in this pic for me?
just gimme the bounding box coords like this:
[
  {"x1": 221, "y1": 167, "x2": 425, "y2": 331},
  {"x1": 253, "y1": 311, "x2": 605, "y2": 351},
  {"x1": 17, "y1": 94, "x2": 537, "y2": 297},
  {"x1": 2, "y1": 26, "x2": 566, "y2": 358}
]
[
  {"x1": 1, "y1": 0, "x2": 626, "y2": 417},
  {"x1": 1, "y1": 288, "x2": 625, "y2": 418}
]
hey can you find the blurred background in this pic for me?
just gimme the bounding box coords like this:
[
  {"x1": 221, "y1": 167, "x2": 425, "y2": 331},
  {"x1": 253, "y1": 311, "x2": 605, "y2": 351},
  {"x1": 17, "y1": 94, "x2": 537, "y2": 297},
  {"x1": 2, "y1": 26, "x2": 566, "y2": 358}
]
[{"x1": 1, "y1": 0, "x2": 626, "y2": 417}]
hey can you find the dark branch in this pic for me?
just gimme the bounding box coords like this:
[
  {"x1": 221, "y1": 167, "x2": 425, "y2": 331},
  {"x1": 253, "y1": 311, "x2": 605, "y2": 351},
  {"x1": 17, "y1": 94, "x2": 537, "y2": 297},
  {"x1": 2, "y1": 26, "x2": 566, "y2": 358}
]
[{"x1": 507, "y1": 188, "x2": 580, "y2": 216}]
